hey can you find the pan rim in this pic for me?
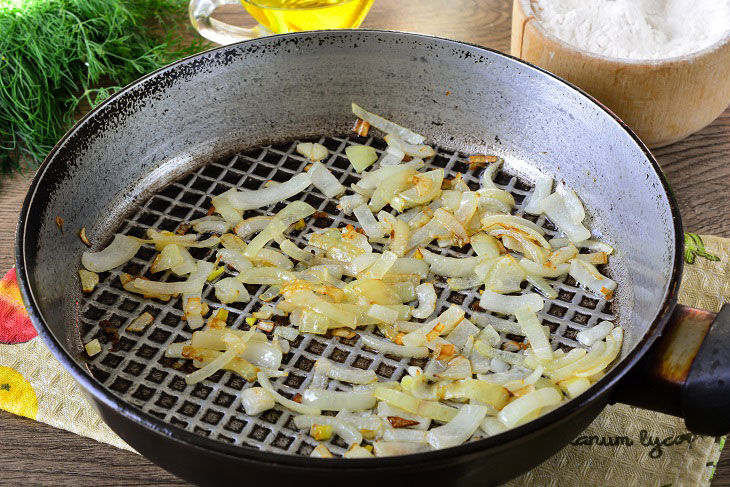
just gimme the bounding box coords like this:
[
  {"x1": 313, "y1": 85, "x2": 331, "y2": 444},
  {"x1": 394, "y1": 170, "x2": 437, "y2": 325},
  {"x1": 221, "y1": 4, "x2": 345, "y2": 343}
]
[{"x1": 15, "y1": 28, "x2": 684, "y2": 469}]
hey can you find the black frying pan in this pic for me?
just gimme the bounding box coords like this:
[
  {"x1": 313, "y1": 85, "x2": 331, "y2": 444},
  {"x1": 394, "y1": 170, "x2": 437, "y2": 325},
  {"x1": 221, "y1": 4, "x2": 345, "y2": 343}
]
[{"x1": 15, "y1": 31, "x2": 730, "y2": 486}]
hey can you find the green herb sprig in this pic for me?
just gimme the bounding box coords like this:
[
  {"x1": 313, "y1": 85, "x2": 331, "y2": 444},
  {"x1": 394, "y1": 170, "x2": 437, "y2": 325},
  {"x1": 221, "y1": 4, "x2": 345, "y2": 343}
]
[{"x1": 0, "y1": 0, "x2": 208, "y2": 175}]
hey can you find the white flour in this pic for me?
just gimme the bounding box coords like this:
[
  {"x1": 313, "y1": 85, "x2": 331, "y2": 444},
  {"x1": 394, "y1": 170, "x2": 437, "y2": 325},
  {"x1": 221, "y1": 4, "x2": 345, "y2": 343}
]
[{"x1": 531, "y1": 0, "x2": 730, "y2": 60}]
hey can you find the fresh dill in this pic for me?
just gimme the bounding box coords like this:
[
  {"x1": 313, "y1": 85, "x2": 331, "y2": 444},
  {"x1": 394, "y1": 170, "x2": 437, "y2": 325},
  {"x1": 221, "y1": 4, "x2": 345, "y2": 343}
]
[{"x1": 0, "y1": 0, "x2": 209, "y2": 175}]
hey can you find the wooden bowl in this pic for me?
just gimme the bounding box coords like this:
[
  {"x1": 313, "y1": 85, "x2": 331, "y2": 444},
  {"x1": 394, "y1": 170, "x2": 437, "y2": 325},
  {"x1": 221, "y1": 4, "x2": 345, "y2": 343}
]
[{"x1": 511, "y1": 0, "x2": 730, "y2": 147}]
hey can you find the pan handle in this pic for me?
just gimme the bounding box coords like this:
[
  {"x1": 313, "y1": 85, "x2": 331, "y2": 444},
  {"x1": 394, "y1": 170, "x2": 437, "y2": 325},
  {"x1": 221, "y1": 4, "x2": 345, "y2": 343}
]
[{"x1": 612, "y1": 303, "x2": 730, "y2": 435}]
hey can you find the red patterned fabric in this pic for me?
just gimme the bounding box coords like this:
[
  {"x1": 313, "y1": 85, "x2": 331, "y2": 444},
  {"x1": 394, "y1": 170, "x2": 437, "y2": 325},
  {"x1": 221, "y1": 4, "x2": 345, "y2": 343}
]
[{"x1": 0, "y1": 268, "x2": 37, "y2": 344}]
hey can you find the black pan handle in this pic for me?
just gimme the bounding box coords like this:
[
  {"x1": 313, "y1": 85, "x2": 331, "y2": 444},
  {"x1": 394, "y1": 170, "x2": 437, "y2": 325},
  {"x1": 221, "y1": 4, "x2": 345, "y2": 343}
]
[{"x1": 612, "y1": 304, "x2": 730, "y2": 436}]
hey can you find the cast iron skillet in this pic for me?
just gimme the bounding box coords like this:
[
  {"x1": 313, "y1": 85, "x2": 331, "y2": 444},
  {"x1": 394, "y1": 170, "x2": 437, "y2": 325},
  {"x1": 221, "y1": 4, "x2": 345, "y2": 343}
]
[{"x1": 14, "y1": 31, "x2": 730, "y2": 486}]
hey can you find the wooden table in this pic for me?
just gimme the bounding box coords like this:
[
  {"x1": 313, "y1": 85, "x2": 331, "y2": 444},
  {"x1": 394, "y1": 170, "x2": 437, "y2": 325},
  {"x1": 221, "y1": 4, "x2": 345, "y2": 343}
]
[{"x1": 1, "y1": 0, "x2": 728, "y2": 485}]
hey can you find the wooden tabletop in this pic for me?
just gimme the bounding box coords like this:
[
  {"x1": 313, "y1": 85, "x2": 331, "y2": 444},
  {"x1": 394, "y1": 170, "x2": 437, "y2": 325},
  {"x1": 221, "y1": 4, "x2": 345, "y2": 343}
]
[{"x1": 1, "y1": 0, "x2": 729, "y2": 485}]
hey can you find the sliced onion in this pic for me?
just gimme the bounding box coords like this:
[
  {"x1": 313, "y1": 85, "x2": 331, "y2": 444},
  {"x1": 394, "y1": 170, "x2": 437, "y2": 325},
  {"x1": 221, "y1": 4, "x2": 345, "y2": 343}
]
[
  {"x1": 308, "y1": 161, "x2": 345, "y2": 198},
  {"x1": 278, "y1": 238, "x2": 313, "y2": 263},
  {"x1": 405, "y1": 220, "x2": 446, "y2": 253},
  {"x1": 211, "y1": 188, "x2": 244, "y2": 224},
  {"x1": 234, "y1": 216, "x2": 273, "y2": 240},
  {"x1": 490, "y1": 228, "x2": 548, "y2": 264},
  {"x1": 447, "y1": 275, "x2": 483, "y2": 291},
  {"x1": 336, "y1": 409, "x2": 384, "y2": 434},
  {"x1": 454, "y1": 191, "x2": 479, "y2": 226},
  {"x1": 364, "y1": 251, "x2": 398, "y2": 279},
  {"x1": 258, "y1": 371, "x2": 320, "y2": 415},
  {"x1": 498, "y1": 386, "x2": 561, "y2": 428},
  {"x1": 569, "y1": 259, "x2": 616, "y2": 300},
  {"x1": 251, "y1": 248, "x2": 293, "y2": 270},
  {"x1": 344, "y1": 446, "x2": 374, "y2": 458},
  {"x1": 145, "y1": 229, "x2": 220, "y2": 250},
  {"x1": 440, "y1": 380, "x2": 509, "y2": 409},
  {"x1": 338, "y1": 193, "x2": 368, "y2": 215},
  {"x1": 550, "y1": 237, "x2": 614, "y2": 254},
  {"x1": 217, "y1": 248, "x2": 253, "y2": 272},
  {"x1": 286, "y1": 290, "x2": 357, "y2": 328},
  {"x1": 81, "y1": 234, "x2": 141, "y2": 272},
  {"x1": 391, "y1": 281, "x2": 417, "y2": 302},
  {"x1": 311, "y1": 444, "x2": 334, "y2": 458},
  {"x1": 214, "y1": 277, "x2": 250, "y2": 304},
  {"x1": 478, "y1": 188, "x2": 515, "y2": 207},
  {"x1": 190, "y1": 216, "x2": 231, "y2": 234},
  {"x1": 539, "y1": 192, "x2": 591, "y2": 243},
  {"x1": 382, "y1": 146, "x2": 405, "y2": 165},
  {"x1": 573, "y1": 327, "x2": 623, "y2": 377},
  {"x1": 549, "y1": 243, "x2": 579, "y2": 265},
  {"x1": 480, "y1": 416, "x2": 509, "y2": 436},
  {"x1": 427, "y1": 404, "x2": 488, "y2": 449},
  {"x1": 171, "y1": 247, "x2": 196, "y2": 276},
  {"x1": 558, "y1": 376, "x2": 591, "y2": 399},
  {"x1": 478, "y1": 324, "x2": 501, "y2": 347},
  {"x1": 470, "y1": 233, "x2": 502, "y2": 258},
  {"x1": 525, "y1": 274, "x2": 558, "y2": 299},
  {"x1": 353, "y1": 205, "x2": 386, "y2": 239},
  {"x1": 515, "y1": 307, "x2": 553, "y2": 362},
  {"x1": 359, "y1": 333, "x2": 429, "y2": 358},
  {"x1": 401, "y1": 305, "x2": 465, "y2": 347},
  {"x1": 374, "y1": 387, "x2": 457, "y2": 423},
  {"x1": 352, "y1": 103, "x2": 426, "y2": 145},
  {"x1": 294, "y1": 414, "x2": 362, "y2": 446},
  {"x1": 373, "y1": 441, "x2": 430, "y2": 457},
  {"x1": 186, "y1": 346, "x2": 237, "y2": 385},
  {"x1": 480, "y1": 214, "x2": 546, "y2": 237},
  {"x1": 473, "y1": 341, "x2": 527, "y2": 368},
  {"x1": 345, "y1": 144, "x2": 379, "y2": 174},
  {"x1": 380, "y1": 429, "x2": 428, "y2": 443},
  {"x1": 78, "y1": 269, "x2": 99, "y2": 294},
  {"x1": 343, "y1": 278, "x2": 402, "y2": 305},
  {"x1": 241, "y1": 387, "x2": 276, "y2": 415},
  {"x1": 519, "y1": 258, "x2": 569, "y2": 278},
  {"x1": 560, "y1": 184, "x2": 585, "y2": 224},
  {"x1": 411, "y1": 283, "x2": 437, "y2": 319},
  {"x1": 479, "y1": 160, "x2": 502, "y2": 190},
  {"x1": 384, "y1": 133, "x2": 435, "y2": 158},
  {"x1": 390, "y1": 169, "x2": 444, "y2": 212},
  {"x1": 434, "y1": 355, "x2": 472, "y2": 381},
  {"x1": 150, "y1": 244, "x2": 184, "y2": 274},
  {"x1": 479, "y1": 289, "x2": 544, "y2": 314},
  {"x1": 377, "y1": 401, "x2": 431, "y2": 430},
  {"x1": 431, "y1": 208, "x2": 468, "y2": 246},
  {"x1": 238, "y1": 267, "x2": 296, "y2": 285},
  {"x1": 445, "y1": 319, "x2": 480, "y2": 349},
  {"x1": 315, "y1": 357, "x2": 377, "y2": 385},
  {"x1": 245, "y1": 201, "x2": 315, "y2": 258},
  {"x1": 133, "y1": 260, "x2": 213, "y2": 296},
  {"x1": 523, "y1": 174, "x2": 553, "y2": 215},
  {"x1": 479, "y1": 196, "x2": 512, "y2": 214},
  {"x1": 485, "y1": 255, "x2": 525, "y2": 294},
  {"x1": 369, "y1": 167, "x2": 416, "y2": 212},
  {"x1": 300, "y1": 388, "x2": 376, "y2": 412},
  {"x1": 367, "y1": 303, "x2": 400, "y2": 324},
  {"x1": 296, "y1": 142, "x2": 329, "y2": 162},
  {"x1": 378, "y1": 211, "x2": 409, "y2": 257},
  {"x1": 419, "y1": 248, "x2": 482, "y2": 278},
  {"x1": 576, "y1": 320, "x2": 614, "y2": 347},
  {"x1": 227, "y1": 173, "x2": 311, "y2": 211},
  {"x1": 470, "y1": 312, "x2": 522, "y2": 335}
]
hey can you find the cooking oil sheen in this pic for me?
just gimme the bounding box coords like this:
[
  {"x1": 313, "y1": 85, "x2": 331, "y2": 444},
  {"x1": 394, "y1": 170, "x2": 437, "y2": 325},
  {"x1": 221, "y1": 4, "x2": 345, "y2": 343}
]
[{"x1": 242, "y1": 0, "x2": 374, "y2": 34}]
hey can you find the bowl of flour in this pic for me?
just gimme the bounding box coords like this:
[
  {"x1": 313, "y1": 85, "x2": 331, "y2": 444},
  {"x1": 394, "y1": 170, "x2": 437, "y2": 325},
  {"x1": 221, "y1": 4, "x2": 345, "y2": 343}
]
[{"x1": 511, "y1": 0, "x2": 730, "y2": 147}]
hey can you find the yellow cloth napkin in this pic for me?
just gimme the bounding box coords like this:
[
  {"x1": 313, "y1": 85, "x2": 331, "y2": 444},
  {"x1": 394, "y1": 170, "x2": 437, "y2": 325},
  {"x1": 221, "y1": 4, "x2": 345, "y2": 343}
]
[{"x1": 1, "y1": 235, "x2": 727, "y2": 485}]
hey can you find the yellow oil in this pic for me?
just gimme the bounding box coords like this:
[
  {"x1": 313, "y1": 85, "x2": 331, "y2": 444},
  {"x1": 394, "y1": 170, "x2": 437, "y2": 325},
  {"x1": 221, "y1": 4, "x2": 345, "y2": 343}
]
[{"x1": 242, "y1": 0, "x2": 374, "y2": 34}]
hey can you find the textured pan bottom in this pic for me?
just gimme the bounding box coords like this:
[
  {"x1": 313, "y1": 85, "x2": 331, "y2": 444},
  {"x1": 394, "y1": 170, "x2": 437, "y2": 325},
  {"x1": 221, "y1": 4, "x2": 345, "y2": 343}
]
[{"x1": 77, "y1": 134, "x2": 615, "y2": 456}]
